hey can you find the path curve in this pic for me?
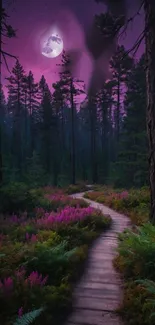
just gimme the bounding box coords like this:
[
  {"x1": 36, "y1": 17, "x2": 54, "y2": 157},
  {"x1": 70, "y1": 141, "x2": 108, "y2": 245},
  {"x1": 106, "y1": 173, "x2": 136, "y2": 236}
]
[{"x1": 65, "y1": 192, "x2": 131, "y2": 325}]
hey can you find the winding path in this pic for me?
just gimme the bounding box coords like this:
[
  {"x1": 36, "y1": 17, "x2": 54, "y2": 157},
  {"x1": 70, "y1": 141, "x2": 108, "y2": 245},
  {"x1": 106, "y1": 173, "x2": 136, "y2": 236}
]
[{"x1": 65, "y1": 192, "x2": 131, "y2": 325}]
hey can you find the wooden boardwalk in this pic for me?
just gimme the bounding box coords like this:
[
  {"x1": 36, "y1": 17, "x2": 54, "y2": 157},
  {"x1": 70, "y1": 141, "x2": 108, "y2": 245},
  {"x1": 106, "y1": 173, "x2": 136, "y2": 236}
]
[{"x1": 65, "y1": 192, "x2": 130, "y2": 325}]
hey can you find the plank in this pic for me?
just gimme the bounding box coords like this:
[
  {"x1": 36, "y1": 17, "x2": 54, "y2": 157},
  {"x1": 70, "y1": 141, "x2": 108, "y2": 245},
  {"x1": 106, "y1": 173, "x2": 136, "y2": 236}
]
[
  {"x1": 74, "y1": 287, "x2": 121, "y2": 299},
  {"x1": 80, "y1": 272, "x2": 122, "y2": 285},
  {"x1": 65, "y1": 309, "x2": 123, "y2": 325},
  {"x1": 74, "y1": 296, "x2": 120, "y2": 311},
  {"x1": 76, "y1": 281, "x2": 122, "y2": 291}
]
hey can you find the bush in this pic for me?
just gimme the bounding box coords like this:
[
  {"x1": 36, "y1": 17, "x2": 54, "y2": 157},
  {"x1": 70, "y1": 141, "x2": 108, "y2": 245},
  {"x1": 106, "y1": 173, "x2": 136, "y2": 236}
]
[
  {"x1": 84, "y1": 187, "x2": 150, "y2": 225},
  {"x1": 0, "y1": 188, "x2": 111, "y2": 325},
  {"x1": 65, "y1": 183, "x2": 88, "y2": 194},
  {"x1": 115, "y1": 223, "x2": 155, "y2": 325},
  {"x1": 0, "y1": 182, "x2": 29, "y2": 214}
]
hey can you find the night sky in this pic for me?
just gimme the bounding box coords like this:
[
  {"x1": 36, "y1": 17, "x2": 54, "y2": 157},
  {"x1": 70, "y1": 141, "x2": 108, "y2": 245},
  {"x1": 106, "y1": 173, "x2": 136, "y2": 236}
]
[{"x1": 2, "y1": 0, "x2": 144, "y2": 95}]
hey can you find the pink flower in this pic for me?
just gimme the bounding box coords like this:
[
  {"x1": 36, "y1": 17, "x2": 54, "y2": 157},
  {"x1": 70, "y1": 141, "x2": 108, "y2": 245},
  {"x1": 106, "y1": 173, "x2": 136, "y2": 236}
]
[
  {"x1": 31, "y1": 234, "x2": 37, "y2": 242},
  {"x1": 36, "y1": 206, "x2": 95, "y2": 228},
  {"x1": 18, "y1": 307, "x2": 23, "y2": 318},
  {"x1": 15, "y1": 267, "x2": 26, "y2": 280},
  {"x1": 25, "y1": 233, "x2": 29, "y2": 241},
  {"x1": 0, "y1": 280, "x2": 3, "y2": 290},
  {"x1": 26, "y1": 271, "x2": 48, "y2": 287},
  {"x1": 4, "y1": 277, "x2": 13, "y2": 291},
  {"x1": 120, "y1": 191, "x2": 129, "y2": 199},
  {"x1": 0, "y1": 277, "x2": 14, "y2": 294}
]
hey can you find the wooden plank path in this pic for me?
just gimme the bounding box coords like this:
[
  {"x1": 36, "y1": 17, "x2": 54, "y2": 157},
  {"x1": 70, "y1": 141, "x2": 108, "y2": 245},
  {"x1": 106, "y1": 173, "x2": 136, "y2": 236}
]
[{"x1": 65, "y1": 192, "x2": 131, "y2": 325}]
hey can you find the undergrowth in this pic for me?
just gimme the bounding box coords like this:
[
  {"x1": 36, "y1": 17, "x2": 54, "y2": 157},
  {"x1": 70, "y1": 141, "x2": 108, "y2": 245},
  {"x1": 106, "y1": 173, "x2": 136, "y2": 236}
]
[
  {"x1": 0, "y1": 182, "x2": 111, "y2": 325},
  {"x1": 114, "y1": 223, "x2": 155, "y2": 325},
  {"x1": 84, "y1": 186, "x2": 150, "y2": 225}
]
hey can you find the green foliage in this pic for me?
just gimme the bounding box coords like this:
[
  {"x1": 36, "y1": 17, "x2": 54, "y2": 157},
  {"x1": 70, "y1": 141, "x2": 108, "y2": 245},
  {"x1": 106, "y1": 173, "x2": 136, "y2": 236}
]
[
  {"x1": 115, "y1": 222, "x2": 155, "y2": 325},
  {"x1": 85, "y1": 187, "x2": 150, "y2": 225},
  {"x1": 116, "y1": 223, "x2": 155, "y2": 279},
  {"x1": 65, "y1": 183, "x2": 88, "y2": 194},
  {"x1": 114, "y1": 55, "x2": 148, "y2": 188},
  {"x1": 23, "y1": 241, "x2": 77, "y2": 285},
  {"x1": 0, "y1": 182, "x2": 29, "y2": 213},
  {"x1": 24, "y1": 152, "x2": 46, "y2": 187},
  {"x1": 0, "y1": 183, "x2": 47, "y2": 214},
  {"x1": 0, "y1": 185, "x2": 111, "y2": 324},
  {"x1": 136, "y1": 279, "x2": 155, "y2": 320},
  {"x1": 13, "y1": 308, "x2": 44, "y2": 325}
]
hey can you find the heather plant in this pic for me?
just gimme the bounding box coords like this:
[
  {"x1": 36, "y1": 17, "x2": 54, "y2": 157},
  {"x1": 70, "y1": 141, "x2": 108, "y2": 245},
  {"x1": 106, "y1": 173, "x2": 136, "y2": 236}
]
[
  {"x1": 46, "y1": 193, "x2": 88, "y2": 209},
  {"x1": 0, "y1": 185, "x2": 111, "y2": 324},
  {"x1": 84, "y1": 187, "x2": 150, "y2": 225},
  {"x1": 36, "y1": 206, "x2": 96, "y2": 229},
  {"x1": 0, "y1": 269, "x2": 48, "y2": 324}
]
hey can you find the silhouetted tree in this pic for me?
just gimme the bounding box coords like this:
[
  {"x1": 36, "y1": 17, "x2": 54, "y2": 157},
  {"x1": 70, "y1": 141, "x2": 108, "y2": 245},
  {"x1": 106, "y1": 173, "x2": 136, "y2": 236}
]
[
  {"x1": 115, "y1": 55, "x2": 148, "y2": 187},
  {"x1": 59, "y1": 51, "x2": 85, "y2": 184},
  {"x1": 110, "y1": 45, "x2": 133, "y2": 144},
  {"x1": 6, "y1": 60, "x2": 25, "y2": 172}
]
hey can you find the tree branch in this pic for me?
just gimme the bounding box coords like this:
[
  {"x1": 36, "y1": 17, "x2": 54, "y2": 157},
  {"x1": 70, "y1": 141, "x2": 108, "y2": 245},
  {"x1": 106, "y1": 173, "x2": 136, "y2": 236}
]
[
  {"x1": 1, "y1": 50, "x2": 18, "y2": 72},
  {"x1": 119, "y1": 1, "x2": 145, "y2": 40}
]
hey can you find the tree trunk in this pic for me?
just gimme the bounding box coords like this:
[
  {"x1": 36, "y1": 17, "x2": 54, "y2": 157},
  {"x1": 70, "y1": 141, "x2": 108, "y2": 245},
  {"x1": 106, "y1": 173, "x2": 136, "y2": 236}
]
[
  {"x1": 144, "y1": 0, "x2": 155, "y2": 223},
  {"x1": 70, "y1": 78, "x2": 76, "y2": 185},
  {"x1": 116, "y1": 74, "x2": 120, "y2": 143},
  {"x1": 0, "y1": 126, "x2": 3, "y2": 185},
  {"x1": 90, "y1": 103, "x2": 98, "y2": 184}
]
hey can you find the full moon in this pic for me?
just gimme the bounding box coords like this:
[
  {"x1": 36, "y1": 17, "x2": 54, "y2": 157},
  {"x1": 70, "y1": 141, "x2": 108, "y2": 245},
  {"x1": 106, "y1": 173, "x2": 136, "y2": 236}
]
[{"x1": 41, "y1": 30, "x2": 63, "y2": 58}]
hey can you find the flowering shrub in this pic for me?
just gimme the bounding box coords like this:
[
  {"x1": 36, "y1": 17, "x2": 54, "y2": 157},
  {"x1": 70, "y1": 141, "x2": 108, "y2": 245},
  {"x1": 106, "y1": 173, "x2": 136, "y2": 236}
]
[
  {"x1": 36, "y1": 206, "x2": 95, "y2": 228},
  {"x1": 46, "y1": 193, "x2": 88, "y2": 209},
  {"x1": 0, "y1": 270, "x2": 48, "y2": 295},
  {"x1": 84, "y1": 187, "x2": 150, "y2": 225},
  {"x1": 0, "y1": 185, "x2": 111, "y2": 324}
]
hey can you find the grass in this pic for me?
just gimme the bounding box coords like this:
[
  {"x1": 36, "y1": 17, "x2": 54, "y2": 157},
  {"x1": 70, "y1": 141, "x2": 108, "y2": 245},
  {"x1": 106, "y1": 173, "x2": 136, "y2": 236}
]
[{"x1": 0, "y1": 182, "x2": 111, "y2": 325}]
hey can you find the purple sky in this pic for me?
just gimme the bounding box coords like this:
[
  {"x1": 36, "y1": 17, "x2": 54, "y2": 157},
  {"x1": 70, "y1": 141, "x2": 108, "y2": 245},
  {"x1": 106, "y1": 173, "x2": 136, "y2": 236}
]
[{"x1": 2, "y1": 0, "x2": 144, "y2": 97}]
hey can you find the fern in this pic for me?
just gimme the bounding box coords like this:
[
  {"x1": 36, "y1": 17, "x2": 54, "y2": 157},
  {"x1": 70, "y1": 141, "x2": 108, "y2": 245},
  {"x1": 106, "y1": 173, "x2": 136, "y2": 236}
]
[
  {"x1": 136, "y1": 279, "x2": 155, "y2": 319},
  {"x1": 13, "y1": 307, "x2": 44, "y2": 325}
]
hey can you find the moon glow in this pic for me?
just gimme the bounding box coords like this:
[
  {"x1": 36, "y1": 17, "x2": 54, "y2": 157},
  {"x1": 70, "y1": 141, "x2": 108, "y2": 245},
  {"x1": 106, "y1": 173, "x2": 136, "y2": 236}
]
[{"x1": 41, "y1": 28, "x2": 63, "y2": 58}]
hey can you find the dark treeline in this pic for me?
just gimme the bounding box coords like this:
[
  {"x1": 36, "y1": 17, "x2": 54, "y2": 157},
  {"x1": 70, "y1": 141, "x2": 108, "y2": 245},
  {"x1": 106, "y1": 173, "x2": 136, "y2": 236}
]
[{"x1": 0, "y1": 48, "x2": 148, "y2": 188}]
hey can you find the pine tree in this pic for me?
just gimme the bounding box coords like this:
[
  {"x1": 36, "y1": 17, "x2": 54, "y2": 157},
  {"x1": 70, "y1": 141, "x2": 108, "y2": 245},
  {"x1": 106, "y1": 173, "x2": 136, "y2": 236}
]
[
  {"x1": 52, "y1": 79, "x2": 67, "y2": 175},
  {"x1": 115, "y1": 55, "x2": 148, "y2": 187},
  {"x1": 144, "y1": 0, "x2": 155, "y2": 223},
  {"x1": 110, "y1": 45, "x2": 133, "y2": 144},
  {"x1": 77, "y1": 102, "x2": 90, "y2": 181},
  {"x1": 88, "y1": 95, "x2": 98, "y2": 183},
  {"x1": 26, "y1": 71, "x2": 39, "y2": 157},
  {"x1": 59, "y1": 51, "x2": 85, "y2": 184},
  {"x1": 6, "y1": 60, "x2": 25, "y2": 172},
  {"x1": 39, "y1": 79, "x2": 53, "y2": 174},
  {"x1": 0, "y1": 85, "x2": 6, "y2": 184},
  {"x1": 97, "y1": 82, "x2": 114, "y2": 183}
]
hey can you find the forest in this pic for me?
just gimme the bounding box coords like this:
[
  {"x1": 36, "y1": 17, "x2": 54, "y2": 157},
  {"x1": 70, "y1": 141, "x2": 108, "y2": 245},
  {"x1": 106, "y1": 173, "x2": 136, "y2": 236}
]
[
  {"x1": 0, "y1": 50, "x2": 148, "y2": 188},
  {"x1": 0, "y1": 1, "x2": 155, "y2": 325}
]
